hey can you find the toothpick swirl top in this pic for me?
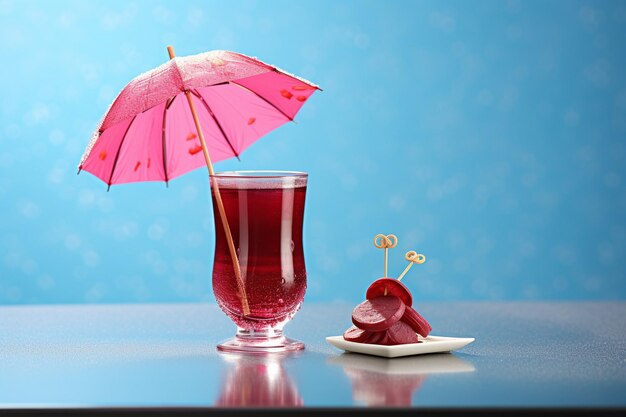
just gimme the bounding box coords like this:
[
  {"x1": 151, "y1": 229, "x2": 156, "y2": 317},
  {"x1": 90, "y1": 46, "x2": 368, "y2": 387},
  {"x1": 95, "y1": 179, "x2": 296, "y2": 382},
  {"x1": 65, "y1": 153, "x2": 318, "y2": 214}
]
[
  {"x1": 373, "y1": 234, "x2": 398, "y2": 249},
  {"x1": 405, "y1": 251, "x2": 426, "y2": 264}
]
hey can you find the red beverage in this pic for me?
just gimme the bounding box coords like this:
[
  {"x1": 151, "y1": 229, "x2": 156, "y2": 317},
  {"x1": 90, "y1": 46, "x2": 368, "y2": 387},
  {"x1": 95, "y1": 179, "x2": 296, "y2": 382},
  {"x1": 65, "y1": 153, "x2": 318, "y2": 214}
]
[{"x1": 211, "y1": 172, "x2": 307, "y2": 332}]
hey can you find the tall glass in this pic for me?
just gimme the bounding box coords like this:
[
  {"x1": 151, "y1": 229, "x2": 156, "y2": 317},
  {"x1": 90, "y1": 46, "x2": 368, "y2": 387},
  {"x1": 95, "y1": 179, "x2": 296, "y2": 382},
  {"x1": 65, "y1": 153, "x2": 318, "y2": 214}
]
[{"x1": 211, "y1": 171, "x2": 308, "y2": 352}]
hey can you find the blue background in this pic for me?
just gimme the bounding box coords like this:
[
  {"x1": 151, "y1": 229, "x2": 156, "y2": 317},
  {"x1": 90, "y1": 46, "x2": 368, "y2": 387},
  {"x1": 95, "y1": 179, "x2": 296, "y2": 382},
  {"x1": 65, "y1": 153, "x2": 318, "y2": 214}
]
[{"x1": 1, "y1": 0, "x2": 625, "y2": 305}]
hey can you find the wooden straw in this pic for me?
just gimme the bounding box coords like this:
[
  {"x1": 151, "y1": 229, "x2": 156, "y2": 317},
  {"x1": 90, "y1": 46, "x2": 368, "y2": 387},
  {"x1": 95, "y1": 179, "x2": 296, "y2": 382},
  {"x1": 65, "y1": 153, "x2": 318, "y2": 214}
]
[
  {"x1": 167, "y1": 46, "x2": 250, "y2": 316},
  {"x1": 397, "y1": 251, "x2": 426, "y2": 281},
  {"x1": 373, "y1": 234, "x2": 397, "y2": 277}
]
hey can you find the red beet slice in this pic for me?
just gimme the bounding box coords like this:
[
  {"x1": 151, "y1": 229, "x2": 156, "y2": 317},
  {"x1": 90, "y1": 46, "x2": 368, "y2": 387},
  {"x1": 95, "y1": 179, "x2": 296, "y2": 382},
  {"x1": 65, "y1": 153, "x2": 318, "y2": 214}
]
[
  {"x1": 366, "y1": 278, "x2": 413, "y2": 307},
  {"x1": 401, "y1": 305, "x2": 432, "y2": 337},
  {"x1": 377, "y1": 331, "x2": 396, "y2": 345},
  {"x1": 364, "y1": 330, "x2": 386, "y2": 344},
  {"x1": 387, "y1": 320, "x2": 420, "y2": 345},
  {"x1": 343, "y1": 326, "x2": 372, "y2": 343},
  {"x1": 351, "y1": 295, "x2": 406, "y2": 332}
]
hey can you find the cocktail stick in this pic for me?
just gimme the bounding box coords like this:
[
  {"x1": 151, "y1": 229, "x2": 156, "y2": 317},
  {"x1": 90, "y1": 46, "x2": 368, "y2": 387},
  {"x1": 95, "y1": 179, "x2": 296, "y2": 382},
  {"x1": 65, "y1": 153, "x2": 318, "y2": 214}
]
[
  {"x1": 397, "y1": 251, "x2": 426, "y2": 281},
  {"x1": 373, "y1": 233, "x2": 398, "y2": 277}
]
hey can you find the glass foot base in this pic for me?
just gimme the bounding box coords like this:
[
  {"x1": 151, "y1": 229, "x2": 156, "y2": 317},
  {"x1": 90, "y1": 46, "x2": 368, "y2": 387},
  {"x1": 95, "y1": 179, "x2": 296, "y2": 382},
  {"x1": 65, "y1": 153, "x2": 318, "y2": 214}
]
[{"x1": 217, "y1": 328, "x2": 305, "y2": 353}]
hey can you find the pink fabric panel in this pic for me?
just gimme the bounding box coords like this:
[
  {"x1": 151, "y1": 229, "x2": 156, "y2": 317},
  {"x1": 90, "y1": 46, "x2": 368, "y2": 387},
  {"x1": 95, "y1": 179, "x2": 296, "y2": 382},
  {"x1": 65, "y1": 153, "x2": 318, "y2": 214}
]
[
  {"x1": 233, "y1": 71, "x2": 318, "y2": 120},
  {"x1": 164, "y1": 93, "x2": 237, "y2": 180},
  {"x1": 196, "y1": 84, "x2": 291, "y2": 156},
  {"x1": 180, "y1": 51, "x2": 273, "y2": 91},
  {"x1": 110, "y1": 102, "x2": 167, "y2": 184},
  {"x1": 99, "y1": 51, "x2": 273, "y2": 132},
  {"x1": 80, "y1": 117, "x2": 133, "y2": 184},
  {"x1": 100, "y1": 60, "x2": 182, "y2": 131}
]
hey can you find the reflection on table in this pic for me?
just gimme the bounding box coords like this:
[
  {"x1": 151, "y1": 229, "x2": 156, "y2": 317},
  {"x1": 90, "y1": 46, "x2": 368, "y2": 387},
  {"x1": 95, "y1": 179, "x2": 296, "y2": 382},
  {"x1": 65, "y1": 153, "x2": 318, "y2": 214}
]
[
  {"x1": 328, "y1": 352, "x2": 475, "y2": 406},
  {"x1": 215, "y1": 351, "x2": 303, "y2": 407}
]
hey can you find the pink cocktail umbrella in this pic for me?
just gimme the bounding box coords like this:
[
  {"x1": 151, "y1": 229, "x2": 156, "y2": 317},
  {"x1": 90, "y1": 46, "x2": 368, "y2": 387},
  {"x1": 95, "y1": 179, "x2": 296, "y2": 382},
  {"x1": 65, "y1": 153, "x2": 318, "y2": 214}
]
[{"x1": 78, "y1": 46, "x2": 319, "y2": 315}]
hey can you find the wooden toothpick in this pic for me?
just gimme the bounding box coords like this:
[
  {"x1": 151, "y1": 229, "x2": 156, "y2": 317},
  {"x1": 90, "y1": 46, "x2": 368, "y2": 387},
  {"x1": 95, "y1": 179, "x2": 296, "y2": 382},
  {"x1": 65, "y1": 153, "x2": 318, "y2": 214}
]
[
  {"x1": 397, "y1": 251, "x2": 426, "y2": 281},
  {"x1": 373, "y1": 234, "x2": 398, "y2": 277}
]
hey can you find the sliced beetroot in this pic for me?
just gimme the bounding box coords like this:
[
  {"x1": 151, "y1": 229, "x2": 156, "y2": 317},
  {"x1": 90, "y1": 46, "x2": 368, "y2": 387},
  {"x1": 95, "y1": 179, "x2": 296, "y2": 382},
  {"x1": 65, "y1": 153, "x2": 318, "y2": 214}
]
[
  {"x1": 351, "y1": 295, "x2": 406, "y2": 332},
  {"x1": 401, "y1": 305, "x2": 432, "y2": 337},
  {"x1": 377, "y1": 331, "x2": 395, "y2": 345},
  {"x1": 366, "y1": 278, "x2": 413, "y2": 307},
  {"x1": 343, "y1": 326, "x2": 373, "y2": 343},
  {"x1": 387, "y1": 320, "x2": 420, "y2": 345},
  {"x1": 364, "y1": 330, "x2": 386, "y2": 344}
]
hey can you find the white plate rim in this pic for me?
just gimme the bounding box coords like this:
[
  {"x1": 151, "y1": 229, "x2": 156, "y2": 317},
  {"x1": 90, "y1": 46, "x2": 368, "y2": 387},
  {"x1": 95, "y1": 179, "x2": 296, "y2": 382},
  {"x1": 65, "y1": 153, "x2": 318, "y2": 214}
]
[{"x1": 325, "y1": 334, "x2": 475, "y2": 358}]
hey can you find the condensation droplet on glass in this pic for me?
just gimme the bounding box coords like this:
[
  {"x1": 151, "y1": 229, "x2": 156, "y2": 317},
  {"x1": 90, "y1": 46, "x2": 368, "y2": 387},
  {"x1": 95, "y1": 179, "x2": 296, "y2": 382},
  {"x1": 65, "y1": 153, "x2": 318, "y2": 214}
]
[
  {"x1": 290, "y1": 240, "x2": 295, "y2": 252},
  {"x1": 281, "y1": 277, "x2": 286, "y2": 285},
  {"x1": 278, "y1": 298, "x2": 284, "y2": 304}
]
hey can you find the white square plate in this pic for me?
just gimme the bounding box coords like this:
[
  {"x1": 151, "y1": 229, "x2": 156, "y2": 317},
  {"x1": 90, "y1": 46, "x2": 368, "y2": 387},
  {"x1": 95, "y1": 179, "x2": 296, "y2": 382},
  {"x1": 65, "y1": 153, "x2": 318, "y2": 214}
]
[{"x1": 325, "y1": 334, "x2": 475, "y2": 358}]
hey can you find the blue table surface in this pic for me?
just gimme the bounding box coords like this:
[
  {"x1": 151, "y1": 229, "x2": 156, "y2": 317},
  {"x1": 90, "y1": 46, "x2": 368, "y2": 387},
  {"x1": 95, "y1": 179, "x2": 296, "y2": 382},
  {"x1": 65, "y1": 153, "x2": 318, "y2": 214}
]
[{"x1": 0, "y1": 301, "x2": 625, "y2": 409}]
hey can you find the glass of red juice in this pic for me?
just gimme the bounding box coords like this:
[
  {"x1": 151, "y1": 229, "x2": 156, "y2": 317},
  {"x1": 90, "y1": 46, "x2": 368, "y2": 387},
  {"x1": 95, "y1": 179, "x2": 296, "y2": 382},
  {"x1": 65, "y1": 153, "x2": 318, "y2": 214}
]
[{"x1": 211, "y1": 171, "x2": 308, "y2": 352}]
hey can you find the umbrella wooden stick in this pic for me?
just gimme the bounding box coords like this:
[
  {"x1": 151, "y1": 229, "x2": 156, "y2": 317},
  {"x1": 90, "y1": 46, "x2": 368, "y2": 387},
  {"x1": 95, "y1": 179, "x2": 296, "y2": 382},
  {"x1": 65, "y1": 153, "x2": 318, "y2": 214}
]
[{"x1": 167, "y1": 46, "x2": 251, "y2": 317}]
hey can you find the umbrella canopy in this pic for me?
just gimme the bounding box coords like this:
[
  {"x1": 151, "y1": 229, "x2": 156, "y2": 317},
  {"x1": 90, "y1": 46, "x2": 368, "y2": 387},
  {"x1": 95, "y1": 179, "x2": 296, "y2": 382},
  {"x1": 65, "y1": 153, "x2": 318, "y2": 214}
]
[{"x1": 78, "y1": 49, "x2": 319, "y2": 187}]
